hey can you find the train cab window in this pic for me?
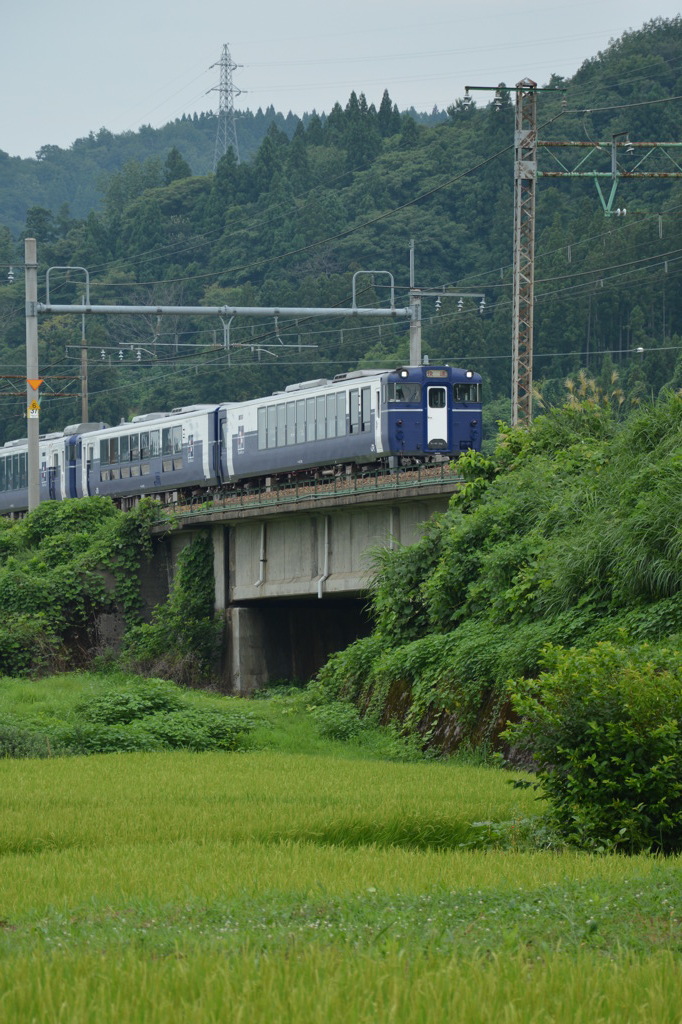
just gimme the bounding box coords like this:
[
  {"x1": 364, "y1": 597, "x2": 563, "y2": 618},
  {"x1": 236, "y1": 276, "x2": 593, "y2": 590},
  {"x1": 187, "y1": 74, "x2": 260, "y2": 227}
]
[
  {"x1": 130, "y1": 433, "x2": 140, "y2": 460},
  {"x1": 306, "y1": 397, "x2": 316, "y2": 442},
  {"x1": 428, "y1": 389, "x2": 446, "y2": 409},
  {"x1": 277, "y1": 404, "x2": 287, "y2": 448},
  {"x1": 326, "y1": 394, "x2": 337, "y2": 439},
  {"x1": 337, "y1": 392, "x2": 346, "y2": 435},
  {"x1": 150, "y1": 430, "x2": 161, "y2": 457},
  {"x1": 258, "y1": 408, "x2": 267, "y2": 450},
  {"x1": 387, "y1": 382, "x2": 421, "y2": 403},
  {"x1": 361, "y1": 387, "x2": 371, "y2": 432},
  {"x1": 120, "y1": 436, "x2": 129, "y2": 462},
  {"x1": 453, "y1": 382, "x2": 481, "y2": 404},
  {"x1": 286, "y1": 402, "x2": 296, "y2": 445},
  {"x1": 349, "y1": 389, "x2": 359, "y2": 434},
  {"x1": 140, "y1": 431, "x2": 150, "y2": 459},
  {"x1": 316, "y1": 395, "x2": 327, "y2": 440},
  {"x1": 296, "y1": 400, "x2": 305, "y2": 443}
]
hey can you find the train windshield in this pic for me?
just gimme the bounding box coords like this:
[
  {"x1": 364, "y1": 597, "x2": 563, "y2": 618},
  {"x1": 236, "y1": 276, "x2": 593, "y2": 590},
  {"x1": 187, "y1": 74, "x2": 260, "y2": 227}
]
[
  {"x1": 453, "y1": 382, "x2": 481, "y2": 404},
  {"x1": 387, "y1": 382, "x2": 421, "y2": 403}
]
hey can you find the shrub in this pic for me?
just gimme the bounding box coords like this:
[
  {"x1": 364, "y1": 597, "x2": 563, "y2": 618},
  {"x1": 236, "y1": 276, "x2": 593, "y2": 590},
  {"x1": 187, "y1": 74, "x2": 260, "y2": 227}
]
[
  {"x1": 75, "y1": 679, "x2": 185, "y2": 724},
  {"x1": 505, "y1": 642, "x2": 682, "y2": 852},
  {"x1": 0, "y1": 717, "x2": 64, "y2": 758},
  {"x1": 310, "y1": 701, "x2": 364, "y2": 741},
  {"x1": 140, "y1": 707, "x2": 256, "y2": 751}
]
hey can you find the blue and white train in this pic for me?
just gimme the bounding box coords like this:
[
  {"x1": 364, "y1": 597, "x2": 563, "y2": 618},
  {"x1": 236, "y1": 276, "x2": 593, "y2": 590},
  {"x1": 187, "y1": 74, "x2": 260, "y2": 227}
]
[{"x1": 0, "y1": 364, "x2": 482, "y2": 514}]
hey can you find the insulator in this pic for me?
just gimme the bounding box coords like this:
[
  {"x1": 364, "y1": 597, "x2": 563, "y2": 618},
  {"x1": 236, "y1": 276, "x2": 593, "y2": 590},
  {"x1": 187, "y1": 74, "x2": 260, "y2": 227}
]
[
  {"x1": 435, "y1": 297, "x2": 442, "y2": 311},
  {"x1": 462, "y1": 91, "x2": 471, "y2": 108},
  {"x1": 101, "y1": 349, "x2": 105, "y2": 360},
  {"x1": 479, "y1": 298, "x2": 486, "y2": 314},
  {"x1": 118, "y1": 350, "x2": 123, "y2": 360},
  {"x1": 457, "y1": 298, "x2": 464, "y2": 312},
  {"x1": 7, "y1": 266, "x2": 14, "y2": 283},
  {"x1": 137, "y1": 350, "x2": 142, "y2": 361}
]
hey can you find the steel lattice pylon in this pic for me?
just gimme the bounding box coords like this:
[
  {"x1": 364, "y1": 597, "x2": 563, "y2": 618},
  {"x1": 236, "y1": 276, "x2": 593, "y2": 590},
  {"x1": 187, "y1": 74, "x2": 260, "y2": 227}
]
[
  {"x1": 210, "y1": 43, "x2": 242, "y2": 170},
  {"x1": 511, "y1": 79, "x2": 537, "y2": 427}
]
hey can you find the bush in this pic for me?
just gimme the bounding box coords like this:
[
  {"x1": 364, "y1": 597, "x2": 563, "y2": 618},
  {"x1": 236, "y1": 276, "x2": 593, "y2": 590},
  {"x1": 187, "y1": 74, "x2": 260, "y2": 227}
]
[
  {"x1": 310, "y1": 701, "x2": 364, "y2": 741},
  {"x1": 75, "y1": 679, "x2": 185, "y2": 724},
  {"x1": 0, "y1": 717, "x2": 65, "y2": 758},
  {"x1": 505, "y1": 642, "x2": 682, "y2": 852}
]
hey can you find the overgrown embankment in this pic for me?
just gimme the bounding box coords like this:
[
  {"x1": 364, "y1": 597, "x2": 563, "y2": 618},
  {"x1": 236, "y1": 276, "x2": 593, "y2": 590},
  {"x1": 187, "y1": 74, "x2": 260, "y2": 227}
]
[
  {"x1": 0, "y1": 497, "x2": 218, "y2": 683},
  {"x1": 314, "y1": 393, "x2": 682, "y2": 756}
]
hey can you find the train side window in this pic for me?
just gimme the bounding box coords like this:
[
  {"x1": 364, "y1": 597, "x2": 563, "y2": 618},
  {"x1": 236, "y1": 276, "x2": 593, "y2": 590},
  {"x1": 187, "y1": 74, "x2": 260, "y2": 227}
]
[
  {"x1": 100, "y1": 439, "x2": 109, "y2": 466},
  {"x1": 162, "y1": 428, "x2": 172, "y2": 455},
  {"x1": 361, "y1": 387, "x2": 371, "y2": 431},
  {"x1": 140, "y1": 431, "x2": 150, "y2": 459},
  {"x1": 337, "y1": 392, "x2": 346, "y2": 436},
  {"x1": 150, "y1": 430, "x2": 161, "y2": 457},
  {"x1": 172, "y1": 425, "x2": 182, "y2": 454},
  {"x1": 286, "y1": 402, "x2": 296, "y2": 445},
  {"x1": 428, "y1": 388, "x2": 446, "y2": 409},
  {"x1": 129, "y1": 433, "x2": 139, "y2": 460},
  {"x1": 0, "y1": 458, "x2": 4, "y2": 492},
  {"x1": 306, "y1": 397, "x2": 316, "y2": 442},
  {"x1": 316, "y1": 395, "x2": 327, "y2": 440},
  {"x1": 277, "y1": 404, "x2": 287, "y2": 448},
  {"x1": 349, "y1": 389, "x2": 359, "y2": 433},
  {"x1": 20, "y1": 453, "x2": 27, "y2": 488},
  {"x1": 109, "y1": 437, "x2": 120, "y2": 463},
  {"x1": 120, "y1": 435, "x2": 130, "y2": 462},
  {"x1": 12, "y1": 454, "x2": 19, "y2": 489},
  {"x1": 296, "y1": 400, "x2": 305, "y2": 443},
  {"x1": 258, "y1": 407, "x2": 266, "y2": 450},
  {"x1": 267, "y1": 405, "x2": 277, "y2": 449},
  {"x1": 326, "y1": 394, "x2": 337, "y2": 439}
]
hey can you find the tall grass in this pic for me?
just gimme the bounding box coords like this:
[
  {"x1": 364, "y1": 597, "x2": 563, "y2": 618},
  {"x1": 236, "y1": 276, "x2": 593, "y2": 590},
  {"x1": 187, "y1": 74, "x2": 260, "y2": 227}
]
[{"x1": 1, "y1": 950, "x2": 681, "y2": 1024}]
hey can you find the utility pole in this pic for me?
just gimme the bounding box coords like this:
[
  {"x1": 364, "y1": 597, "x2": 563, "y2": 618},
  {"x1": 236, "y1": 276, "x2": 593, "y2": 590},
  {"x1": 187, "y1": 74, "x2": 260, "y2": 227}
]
[
  {"x1": 210, "y1": 43, "x2": 243, "y2": 170},
  {"x1": 511, "y1": 79, "x2": 537, "y2": 428},
  {"x1": 408, "y1": 240, "x2": 485, "y2": 365},
  {"x1": 24, "y1": 238, "x2": 40, "y2": 511},
  {"x1": 80, "y1": 296, "x2": 88, "y2": 422},
  {"x1": 409, "y1": 239, "x2": 422, "y2": 365}
]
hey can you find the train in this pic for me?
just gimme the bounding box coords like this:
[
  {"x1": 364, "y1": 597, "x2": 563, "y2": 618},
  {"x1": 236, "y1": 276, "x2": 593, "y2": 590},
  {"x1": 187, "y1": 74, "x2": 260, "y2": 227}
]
[{"x1": 0, "y1": 364, "x2": 482, "y2": 515}]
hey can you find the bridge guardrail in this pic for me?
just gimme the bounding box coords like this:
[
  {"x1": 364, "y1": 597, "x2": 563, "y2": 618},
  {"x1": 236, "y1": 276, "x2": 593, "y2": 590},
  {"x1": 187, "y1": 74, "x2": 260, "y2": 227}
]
[{"x1": 160, "y1": 462, "x2": 463, "y2": 522}]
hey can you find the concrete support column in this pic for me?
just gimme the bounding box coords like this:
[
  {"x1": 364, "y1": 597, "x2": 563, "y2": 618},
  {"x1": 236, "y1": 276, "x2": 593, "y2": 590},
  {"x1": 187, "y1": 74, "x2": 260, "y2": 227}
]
[{"x1": 213, "y1": 524, "x2": 227, "y2": 611}]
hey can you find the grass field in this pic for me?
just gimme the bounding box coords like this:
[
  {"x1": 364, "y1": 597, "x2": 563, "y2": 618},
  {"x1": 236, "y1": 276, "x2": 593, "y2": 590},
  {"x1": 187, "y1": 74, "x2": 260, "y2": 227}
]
[{"x1": 1, "y1": 676, "x2": 682, "y2": 1022}]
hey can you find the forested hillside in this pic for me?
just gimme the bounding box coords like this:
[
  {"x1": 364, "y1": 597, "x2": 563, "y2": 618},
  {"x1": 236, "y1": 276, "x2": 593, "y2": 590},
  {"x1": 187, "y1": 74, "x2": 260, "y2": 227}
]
[{"x1": 0, "y1": 16, "x2": 681, "y2": 445}]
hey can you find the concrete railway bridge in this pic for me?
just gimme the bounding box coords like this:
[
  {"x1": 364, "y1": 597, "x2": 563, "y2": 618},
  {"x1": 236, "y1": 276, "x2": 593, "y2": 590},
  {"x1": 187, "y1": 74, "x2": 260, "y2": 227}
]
[{"x1": 150, "y1": 466, "x2": 462, "y2": 692}]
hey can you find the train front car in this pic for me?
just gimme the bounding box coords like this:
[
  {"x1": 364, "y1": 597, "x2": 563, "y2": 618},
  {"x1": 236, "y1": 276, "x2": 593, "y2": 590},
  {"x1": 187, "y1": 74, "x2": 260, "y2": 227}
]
[{"x1": 382, "y1": 365, "x2": 482, "y2": 461}]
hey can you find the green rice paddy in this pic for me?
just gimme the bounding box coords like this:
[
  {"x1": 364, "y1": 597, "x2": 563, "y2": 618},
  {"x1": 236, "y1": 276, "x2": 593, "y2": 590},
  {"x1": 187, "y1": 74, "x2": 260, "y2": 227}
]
[{"x1": 1, "y1": 678, "x2": 681, "y2": 1022}]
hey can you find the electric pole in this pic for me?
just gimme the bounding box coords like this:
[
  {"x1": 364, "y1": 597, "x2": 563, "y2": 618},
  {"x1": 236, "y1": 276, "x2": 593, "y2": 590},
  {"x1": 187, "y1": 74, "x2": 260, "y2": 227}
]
[
  {"x1": 210, "y1": 43, "x2": 243, "y2": 170},
  {"x1": 511, "y1": 79, "x2": 537, "y2": 428},
  {"x1": 24, "y1": 238, "x2": 40, "y2": 512}
]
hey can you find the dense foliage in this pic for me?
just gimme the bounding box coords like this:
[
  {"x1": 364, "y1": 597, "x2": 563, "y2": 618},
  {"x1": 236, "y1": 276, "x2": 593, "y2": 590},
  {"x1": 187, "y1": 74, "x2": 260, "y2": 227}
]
[
  {"x1": 1, "y1": 18, "x2": 681, "y2": 446},
  {"x1": 505, "y1": 642, "x2": 682, "y2": 853},
  {"x1": 315, "y1": 390, "x2": 682, "y2": 760},
  {"x1": 122, "y1": 531, "x2": 221, "y2": 685},
  {"x1": 0, "y1": 497, "x2": 160, "y2": 676},
  {"x1": 0, "y1": 673, "x2": 256, "y2": 757}
]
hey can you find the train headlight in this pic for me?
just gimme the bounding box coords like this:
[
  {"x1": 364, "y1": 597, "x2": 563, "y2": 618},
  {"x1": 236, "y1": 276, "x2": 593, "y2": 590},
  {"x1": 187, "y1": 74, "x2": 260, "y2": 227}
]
[
  {"x1": 399, "y1": 368, "x2": 409, "y2": 379},
  {"x1": 465, "y1": 371, "x2": 474, "y2": 378}
]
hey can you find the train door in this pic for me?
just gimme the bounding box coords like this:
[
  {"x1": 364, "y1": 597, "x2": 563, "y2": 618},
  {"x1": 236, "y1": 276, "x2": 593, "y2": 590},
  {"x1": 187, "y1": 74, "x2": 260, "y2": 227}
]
[
  {"x1": 67, "y1": 441, "x2": 79, "y2": 497},
  {"x1": 48, "y1": 451, "x2": 58, "y2": 500},
  {"x1": 426, "y1": 386, "x2": 448, "y2": 450}
]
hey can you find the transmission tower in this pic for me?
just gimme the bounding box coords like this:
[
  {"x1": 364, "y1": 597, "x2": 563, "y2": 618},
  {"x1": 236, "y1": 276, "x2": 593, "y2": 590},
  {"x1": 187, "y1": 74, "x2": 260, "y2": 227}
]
[{"x1": 210, "y1": 43, "x2": 242, "y2": 170}]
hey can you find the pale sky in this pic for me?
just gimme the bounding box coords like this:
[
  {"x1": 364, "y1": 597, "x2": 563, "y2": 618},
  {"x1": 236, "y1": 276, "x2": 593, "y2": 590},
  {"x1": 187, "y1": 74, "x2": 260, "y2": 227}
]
[{"x1": 2, "y1": 0, "x2": 680, "y2": 160}]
